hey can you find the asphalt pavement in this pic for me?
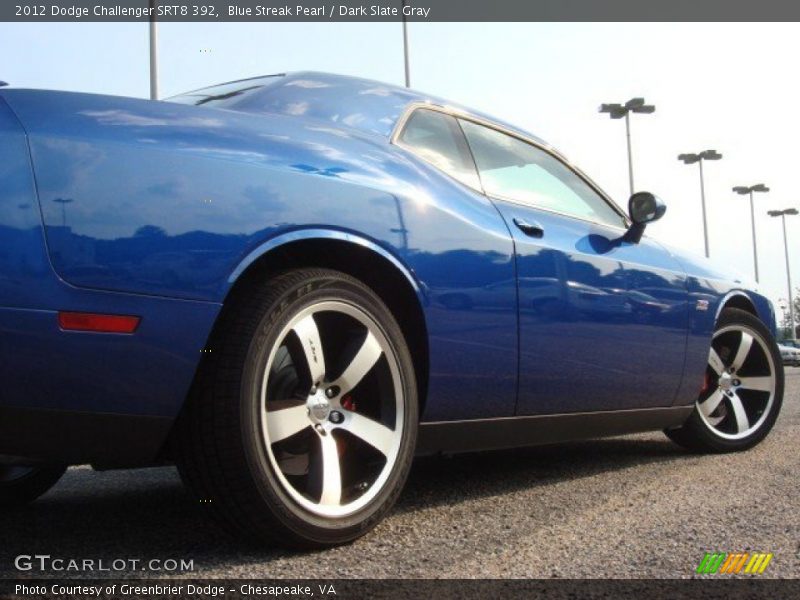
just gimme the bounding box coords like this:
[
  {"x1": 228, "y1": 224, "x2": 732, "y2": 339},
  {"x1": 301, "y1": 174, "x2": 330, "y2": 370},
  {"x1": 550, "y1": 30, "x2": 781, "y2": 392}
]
[{"x1": 2, "y1": 370, "x2": 798, "y2": 579}]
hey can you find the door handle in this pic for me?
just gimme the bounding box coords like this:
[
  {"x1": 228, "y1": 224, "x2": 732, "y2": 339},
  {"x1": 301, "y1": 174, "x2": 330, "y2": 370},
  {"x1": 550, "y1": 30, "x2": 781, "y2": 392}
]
[{"x1": 513, "y1": 217, "x2": 545, "y2": 238}]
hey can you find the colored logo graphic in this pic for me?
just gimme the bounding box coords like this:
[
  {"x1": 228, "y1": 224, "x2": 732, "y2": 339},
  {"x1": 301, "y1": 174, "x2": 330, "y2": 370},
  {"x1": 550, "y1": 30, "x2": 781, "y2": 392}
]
[{"x1": 696, "y1": 552, "x2": 773, "y2": 574}]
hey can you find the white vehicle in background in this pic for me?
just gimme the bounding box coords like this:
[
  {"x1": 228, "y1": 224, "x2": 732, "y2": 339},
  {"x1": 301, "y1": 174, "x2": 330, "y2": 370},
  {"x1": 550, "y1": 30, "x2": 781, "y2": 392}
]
[{"x1": 778, "y1": 342, "x2": 800, "y2": 367}]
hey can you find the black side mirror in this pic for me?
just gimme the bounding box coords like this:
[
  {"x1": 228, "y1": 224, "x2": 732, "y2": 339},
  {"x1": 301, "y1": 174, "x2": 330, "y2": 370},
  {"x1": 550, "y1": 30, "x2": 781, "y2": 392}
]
[{"x1": 624, "y1": 192, "x2": 666, "y2": 243}]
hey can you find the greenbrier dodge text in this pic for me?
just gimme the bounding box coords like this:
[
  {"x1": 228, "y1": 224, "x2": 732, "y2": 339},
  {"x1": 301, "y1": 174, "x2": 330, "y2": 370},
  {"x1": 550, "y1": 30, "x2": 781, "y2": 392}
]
[{"x1": 16, "y1": 583, "x2": 337, "y2": 597}]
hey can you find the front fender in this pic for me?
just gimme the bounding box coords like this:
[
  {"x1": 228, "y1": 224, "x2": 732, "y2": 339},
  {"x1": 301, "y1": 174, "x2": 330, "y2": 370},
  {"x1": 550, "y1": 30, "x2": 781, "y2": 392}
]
[{"x1": 673, "y1": 280, "x2": 776, "y2": 407}]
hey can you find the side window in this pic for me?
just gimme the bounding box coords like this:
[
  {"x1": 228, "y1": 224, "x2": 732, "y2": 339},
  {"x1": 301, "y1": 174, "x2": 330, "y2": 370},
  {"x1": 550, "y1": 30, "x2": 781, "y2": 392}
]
[
  {"x1": 459, "y1": 120, "x2": 626, "y2": 228},
  {"x1": 397, "y1": 109, "x2": 480, "y2": 189}
]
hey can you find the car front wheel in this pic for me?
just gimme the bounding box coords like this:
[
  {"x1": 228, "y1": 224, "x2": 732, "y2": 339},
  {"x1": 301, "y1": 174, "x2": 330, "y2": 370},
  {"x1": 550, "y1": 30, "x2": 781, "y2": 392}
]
[{"x1": 666, "y1": 307, "x2": 783, "y2": 452}]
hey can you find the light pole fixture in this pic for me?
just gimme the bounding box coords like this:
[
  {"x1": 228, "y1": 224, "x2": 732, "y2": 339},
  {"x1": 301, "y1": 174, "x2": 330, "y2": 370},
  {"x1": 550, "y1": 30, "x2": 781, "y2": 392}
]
[
  {"x1": 768, "y1": 208, "x2": 798, "y2": 340},
  {"x1": 733, "y1": 183, "x2": 770, "y2": 282},
  {"x1": 599, "y1": 97, "x2": 655, "y2": 196},
  {"x1": 677, "y1": 150, "x2": 723, "y2": 258}
]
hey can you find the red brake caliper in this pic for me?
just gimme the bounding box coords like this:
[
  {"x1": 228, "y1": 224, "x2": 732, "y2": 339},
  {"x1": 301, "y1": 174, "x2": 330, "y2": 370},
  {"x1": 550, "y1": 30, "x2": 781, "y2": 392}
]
[
  {"x1": 341, "y1": 394, "x2": 356, "y2": 411},
  {"x1": 337, "y1": 395, "x2": 356, "y2": 458}
]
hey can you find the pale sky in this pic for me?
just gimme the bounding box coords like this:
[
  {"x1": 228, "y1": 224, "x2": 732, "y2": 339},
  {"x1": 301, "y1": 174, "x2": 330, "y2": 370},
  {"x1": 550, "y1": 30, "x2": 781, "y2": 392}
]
[{"x1": 2, "y1": 22, "x2": 798, "y2": 318}]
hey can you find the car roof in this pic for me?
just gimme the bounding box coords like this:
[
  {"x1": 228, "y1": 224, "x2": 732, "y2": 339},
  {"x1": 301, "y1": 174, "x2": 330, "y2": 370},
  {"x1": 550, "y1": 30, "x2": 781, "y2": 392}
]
[{"x1": 170, "y1": 71, "x2": 551, "y2": 145}]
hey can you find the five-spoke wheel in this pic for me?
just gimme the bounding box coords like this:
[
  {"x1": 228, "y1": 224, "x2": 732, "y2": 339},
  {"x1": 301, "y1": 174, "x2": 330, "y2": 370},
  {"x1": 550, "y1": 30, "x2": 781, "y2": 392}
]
[
  {"x1": 262, "y1": 301, "x2": 404, "y2": 517},
  {"x1": 701, "y1": 325, "x2": 776, "y2": 438},
  {"x1": 176, "y1": 268, "x2": 417, "y2": 547},
  {"x1": 666, "y1": 307, "x2": 783, "y2": 452}
]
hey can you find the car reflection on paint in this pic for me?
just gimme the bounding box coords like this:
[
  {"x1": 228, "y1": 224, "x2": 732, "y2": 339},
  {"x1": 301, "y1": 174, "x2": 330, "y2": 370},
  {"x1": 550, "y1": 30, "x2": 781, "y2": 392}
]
[{"x1": 434, "y1": 276, "x2": 632, "y2": 320}]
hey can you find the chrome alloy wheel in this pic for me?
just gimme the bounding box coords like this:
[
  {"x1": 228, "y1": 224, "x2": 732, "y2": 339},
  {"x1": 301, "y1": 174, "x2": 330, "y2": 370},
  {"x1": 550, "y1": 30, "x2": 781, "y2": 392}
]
[
  {"x1": 700, "y1": 323, "x2": 777, "y2": 440},
  {"x1": 260, "y1": 301, "x2": 404, "y2": 518}
]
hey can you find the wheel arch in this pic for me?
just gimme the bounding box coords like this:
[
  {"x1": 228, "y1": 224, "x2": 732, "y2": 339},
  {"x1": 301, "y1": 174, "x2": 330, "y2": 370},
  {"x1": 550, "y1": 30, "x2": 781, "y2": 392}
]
[
  {"x1": 222, "y1": 229, "x2": 430, "y2": 416},
  {"x1": 716, "y1": 290, "x2": 779, "y2": 337},
  {"x1": 717, "y1": 292, "x2": 758, "y2": 320}
]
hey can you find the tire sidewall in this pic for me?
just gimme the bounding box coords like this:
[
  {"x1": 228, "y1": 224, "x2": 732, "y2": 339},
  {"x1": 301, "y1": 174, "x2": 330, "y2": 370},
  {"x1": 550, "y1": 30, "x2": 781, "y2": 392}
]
[{"x1": 238, "y1": 272, "x2": 418, "y2": 544}]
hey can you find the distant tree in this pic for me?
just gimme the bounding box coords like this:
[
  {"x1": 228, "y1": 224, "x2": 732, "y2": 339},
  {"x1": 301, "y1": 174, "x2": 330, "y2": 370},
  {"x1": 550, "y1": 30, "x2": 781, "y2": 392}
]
[
  {"x1": 792, "y1": 290, "x2": 800, "y2": 339},
  {"x1": 779, "y1": 290, "x2": 800, "y2": 339},
  {"x1": 795, "y1": 289, "x2": 800, "y2": 320}
]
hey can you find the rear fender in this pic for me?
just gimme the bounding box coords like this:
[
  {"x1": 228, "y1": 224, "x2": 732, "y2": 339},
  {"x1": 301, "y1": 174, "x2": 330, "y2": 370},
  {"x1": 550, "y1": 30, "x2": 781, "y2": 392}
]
[{"x1": 227, "y1": 227, "x2": 425, "y2": 300}]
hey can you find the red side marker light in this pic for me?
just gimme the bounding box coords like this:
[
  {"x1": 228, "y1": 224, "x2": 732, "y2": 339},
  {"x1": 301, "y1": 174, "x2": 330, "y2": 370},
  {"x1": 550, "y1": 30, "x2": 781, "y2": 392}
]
[{"x1": 58, "y1": 311, "x2": 141, "y2": 334}]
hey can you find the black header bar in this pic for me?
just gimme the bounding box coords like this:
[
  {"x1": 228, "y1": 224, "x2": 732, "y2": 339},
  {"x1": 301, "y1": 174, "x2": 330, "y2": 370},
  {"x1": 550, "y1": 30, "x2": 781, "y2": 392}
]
[{"x1": 4, "y1": 0, "x2": 800, "y2": 22}]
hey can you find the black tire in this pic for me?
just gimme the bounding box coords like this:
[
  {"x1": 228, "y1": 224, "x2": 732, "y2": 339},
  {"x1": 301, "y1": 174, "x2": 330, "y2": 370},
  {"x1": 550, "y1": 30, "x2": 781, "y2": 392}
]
[
  {"x1": 666, "y1": 307, "x2": 783, "y2": 453},
  {"x1": 175, "y1": 268, "x2": 418, "y2": 548},
  {"x1": 0, "y1": 465, "x2": 66, "y2": 508}
]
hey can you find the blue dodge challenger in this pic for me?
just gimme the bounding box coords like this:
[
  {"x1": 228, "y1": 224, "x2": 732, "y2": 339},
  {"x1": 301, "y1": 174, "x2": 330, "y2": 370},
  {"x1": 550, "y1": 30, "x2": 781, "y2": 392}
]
[{"x1": 0, "y1": 72, "x2": 783, "y2": 546}]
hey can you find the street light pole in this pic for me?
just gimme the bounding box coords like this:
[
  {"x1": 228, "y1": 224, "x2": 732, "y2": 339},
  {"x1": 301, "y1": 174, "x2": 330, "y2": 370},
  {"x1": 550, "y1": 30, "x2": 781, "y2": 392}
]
[
  {"x1": 401, "y1": 0, "x2": 410, "y2": 87},
  {"x1": 678, "y1": 150, "x2": 722, "y2": 258},
  {"x1": 734, "y1": 184, "x2": 769, "y2": 283},
  {"x1": 149, "y1": 0, "x2": 159, "y2": 100},
  {"x1": 699, "y1": 159, "x2": 708, "y2": 257},
  {"x1": 749, "y1": 191, "x2": 757, "y2": 280},
  {"x1": 624, "y1": 112, "x2": 634, "y2": 195},
  {"x1": 768, "y1": 208, "x2": 798, "y2": 340},
  {"x1": 599, "y1": 97, "x2": 655, "y2": 197},
  {"x1": 782, "y1": 213, "x2": 795, "y2": 340}
]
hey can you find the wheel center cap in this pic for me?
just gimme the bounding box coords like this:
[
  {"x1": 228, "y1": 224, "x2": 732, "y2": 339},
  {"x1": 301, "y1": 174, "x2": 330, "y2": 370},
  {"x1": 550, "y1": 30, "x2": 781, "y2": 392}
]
[
  {"x1": 719, "y1": 373, "x2": 734, "y2": 391},
  {"x1": 308, "y1": 392, "x2": 331, "y2": 422}
]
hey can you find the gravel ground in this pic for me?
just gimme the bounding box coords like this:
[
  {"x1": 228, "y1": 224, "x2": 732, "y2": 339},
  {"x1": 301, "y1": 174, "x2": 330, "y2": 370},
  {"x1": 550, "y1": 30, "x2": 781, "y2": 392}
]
[{"x1": 2, "y1": 370, "x2": 798, "y2": 579}]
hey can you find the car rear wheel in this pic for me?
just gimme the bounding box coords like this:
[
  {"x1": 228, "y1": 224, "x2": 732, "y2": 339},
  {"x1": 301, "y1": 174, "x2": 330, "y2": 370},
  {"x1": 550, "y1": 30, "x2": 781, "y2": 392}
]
[
  {"x1": 666, "y1": 307, "x2": 783, "y2": 452},
  {"x1": 0, "y1": 464, "x2": 66, "y2": 507},
  {"x1": 176, "y1": 268, "x2": 417, "y2": 547}
]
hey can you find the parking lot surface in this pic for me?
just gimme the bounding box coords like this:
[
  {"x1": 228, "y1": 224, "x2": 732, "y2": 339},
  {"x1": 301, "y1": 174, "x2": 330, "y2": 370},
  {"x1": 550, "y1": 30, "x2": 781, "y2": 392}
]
[{"x1": 2, "y1": 370, "x2": 798, "y2": 579}]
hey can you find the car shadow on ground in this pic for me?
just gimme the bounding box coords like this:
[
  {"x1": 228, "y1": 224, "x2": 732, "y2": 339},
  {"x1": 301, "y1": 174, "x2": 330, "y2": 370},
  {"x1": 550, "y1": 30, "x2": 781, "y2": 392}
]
[
  {"x1": 0, "y1": 435, "x2": 690, "y2": 577},
  {"x1": 400, "y1": 435, "x2": 688, "y2": 513}
]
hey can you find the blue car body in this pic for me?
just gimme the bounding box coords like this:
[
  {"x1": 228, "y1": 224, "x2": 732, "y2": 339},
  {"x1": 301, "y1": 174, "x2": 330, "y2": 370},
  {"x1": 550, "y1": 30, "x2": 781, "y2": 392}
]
[{"x1": 0, "y1": 72, "x2": 775, "y2": 467}]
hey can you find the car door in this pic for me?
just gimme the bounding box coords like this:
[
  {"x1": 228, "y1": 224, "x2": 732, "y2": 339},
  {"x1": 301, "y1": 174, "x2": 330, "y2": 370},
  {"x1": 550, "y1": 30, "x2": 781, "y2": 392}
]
[
  {"x1": 459, "y1": 119, "x2": 689, "y2": 415},
  {"x1": 391, "y1": 107, "x2": 520, "y2": 420}
]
